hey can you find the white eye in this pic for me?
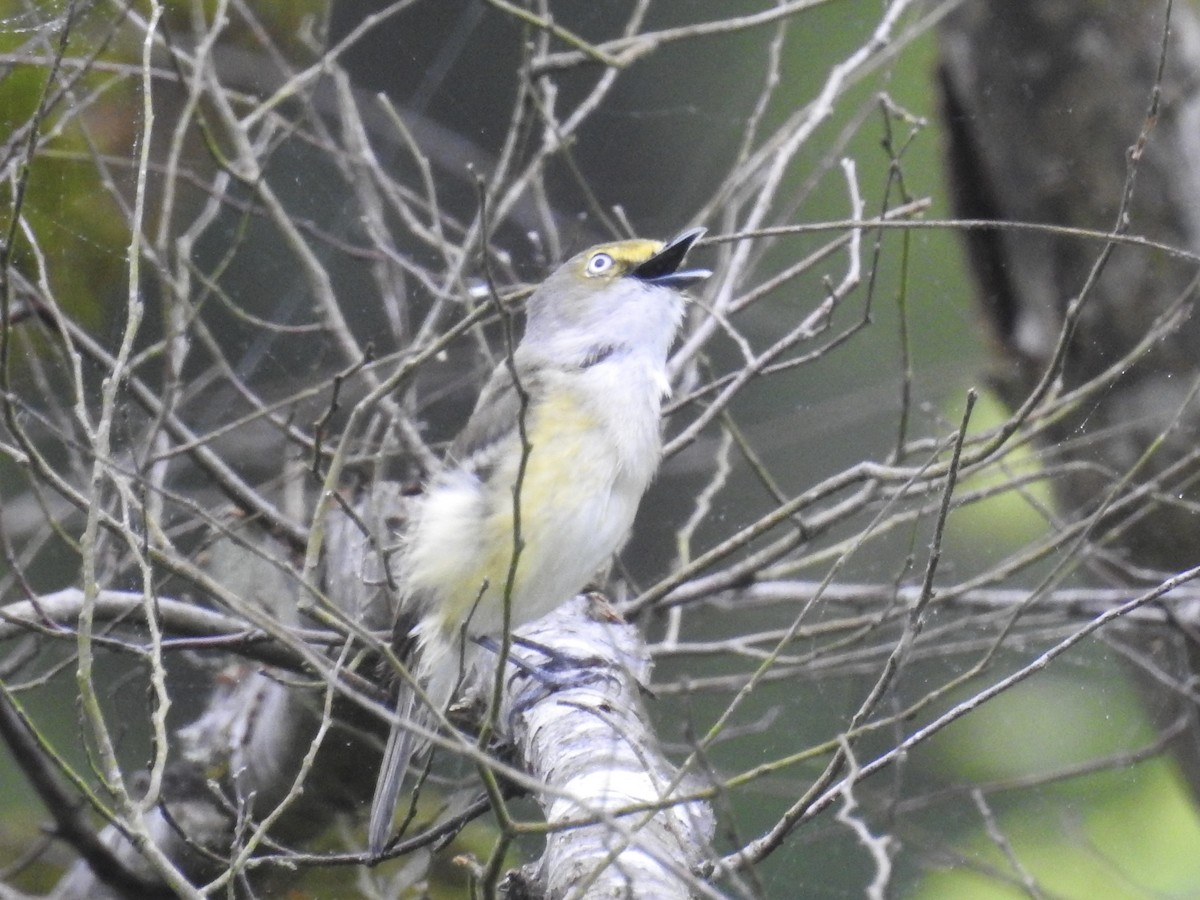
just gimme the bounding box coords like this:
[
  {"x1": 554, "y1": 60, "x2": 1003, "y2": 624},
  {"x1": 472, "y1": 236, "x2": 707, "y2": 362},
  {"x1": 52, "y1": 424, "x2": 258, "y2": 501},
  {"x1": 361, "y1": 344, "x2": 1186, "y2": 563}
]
[{"x1": 586, "y1": 252, "x2": 615, "y2": 276}]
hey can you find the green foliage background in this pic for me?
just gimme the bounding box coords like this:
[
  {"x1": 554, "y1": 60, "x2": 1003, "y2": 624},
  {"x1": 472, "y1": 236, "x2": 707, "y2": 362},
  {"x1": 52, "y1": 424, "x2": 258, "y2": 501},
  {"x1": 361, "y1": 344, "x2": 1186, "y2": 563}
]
[{"x1": 1, "y1": 1, "x2": 1196, "y2": 896}]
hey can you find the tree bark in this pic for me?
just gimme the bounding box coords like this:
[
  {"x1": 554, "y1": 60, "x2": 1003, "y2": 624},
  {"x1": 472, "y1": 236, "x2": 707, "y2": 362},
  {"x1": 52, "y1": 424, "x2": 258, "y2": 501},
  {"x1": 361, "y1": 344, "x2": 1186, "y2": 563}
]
[
  {"x1": 940, "y1": 0, "x2": 1200, "y2": 570},
  {"x1": 939, "y1": 0, "x2": 1200, "y2": 791}
]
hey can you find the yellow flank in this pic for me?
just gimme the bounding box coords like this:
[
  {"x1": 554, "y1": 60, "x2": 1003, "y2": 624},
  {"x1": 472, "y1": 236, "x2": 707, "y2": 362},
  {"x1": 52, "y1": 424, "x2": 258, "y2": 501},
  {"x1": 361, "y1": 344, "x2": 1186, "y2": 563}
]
[{"x1": 430, "y1": 384, "x2": 626, "y2": 639}]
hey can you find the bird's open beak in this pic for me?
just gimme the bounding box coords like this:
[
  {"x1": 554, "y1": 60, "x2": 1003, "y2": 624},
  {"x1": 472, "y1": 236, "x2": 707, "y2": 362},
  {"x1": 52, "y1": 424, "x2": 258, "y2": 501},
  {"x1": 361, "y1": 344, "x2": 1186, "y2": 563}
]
[{"x1": 631, "y1": 227, "x2": 711, "y2": 288}]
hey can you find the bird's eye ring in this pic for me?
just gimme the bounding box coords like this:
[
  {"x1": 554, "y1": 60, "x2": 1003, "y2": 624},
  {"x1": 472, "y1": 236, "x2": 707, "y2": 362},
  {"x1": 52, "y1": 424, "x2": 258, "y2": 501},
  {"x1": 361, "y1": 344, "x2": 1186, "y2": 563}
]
[{"x1": 586, "y1": 252, "x2": 615, "y2": 276}]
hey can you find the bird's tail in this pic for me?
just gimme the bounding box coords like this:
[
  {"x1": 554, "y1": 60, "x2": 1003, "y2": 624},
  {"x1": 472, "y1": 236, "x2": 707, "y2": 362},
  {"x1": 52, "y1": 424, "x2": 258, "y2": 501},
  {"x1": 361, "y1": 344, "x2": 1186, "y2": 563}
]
[
  {"x1": 367, "y1": 689, "x2": 416, "y2": 857},
  {"x1": 368, "y1": 627, "x2": 464, "y2": 856}
]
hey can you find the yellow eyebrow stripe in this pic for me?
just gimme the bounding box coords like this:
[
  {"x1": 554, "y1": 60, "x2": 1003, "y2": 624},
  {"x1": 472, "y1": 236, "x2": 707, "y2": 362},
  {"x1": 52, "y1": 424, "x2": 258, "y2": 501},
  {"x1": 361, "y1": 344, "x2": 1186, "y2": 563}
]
[{"x1": 594, "y1": 239, "x2": 664, "y2": 267}]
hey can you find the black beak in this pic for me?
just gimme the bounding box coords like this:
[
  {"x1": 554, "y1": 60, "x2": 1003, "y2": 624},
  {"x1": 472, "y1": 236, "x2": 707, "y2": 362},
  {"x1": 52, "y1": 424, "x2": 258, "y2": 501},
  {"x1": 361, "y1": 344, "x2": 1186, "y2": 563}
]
[{"x1": 630, "y1": 227, "x2": 711, "y2": 288}]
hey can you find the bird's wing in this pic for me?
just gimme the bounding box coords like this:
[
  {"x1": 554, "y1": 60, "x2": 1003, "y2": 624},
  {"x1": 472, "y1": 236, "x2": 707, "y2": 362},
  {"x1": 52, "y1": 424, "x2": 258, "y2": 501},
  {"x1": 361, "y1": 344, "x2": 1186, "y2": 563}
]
[{"x1": 447, "y1": 357, "x2": 541, "y2": 478}]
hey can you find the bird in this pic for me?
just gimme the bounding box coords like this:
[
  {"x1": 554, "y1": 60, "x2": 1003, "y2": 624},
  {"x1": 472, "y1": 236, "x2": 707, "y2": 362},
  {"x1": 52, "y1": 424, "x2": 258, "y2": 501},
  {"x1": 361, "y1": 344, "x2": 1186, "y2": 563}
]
[{"x1": 367, "y1": 228, "x2": 711, "y2": 856}]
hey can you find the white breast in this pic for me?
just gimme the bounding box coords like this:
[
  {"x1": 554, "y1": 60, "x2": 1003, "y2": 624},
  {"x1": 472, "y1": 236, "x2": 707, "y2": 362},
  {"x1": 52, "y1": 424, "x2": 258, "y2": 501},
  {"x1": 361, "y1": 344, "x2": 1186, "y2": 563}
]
[{"x1": 404, "y1": 354, "x2": 666, "y2": 646}]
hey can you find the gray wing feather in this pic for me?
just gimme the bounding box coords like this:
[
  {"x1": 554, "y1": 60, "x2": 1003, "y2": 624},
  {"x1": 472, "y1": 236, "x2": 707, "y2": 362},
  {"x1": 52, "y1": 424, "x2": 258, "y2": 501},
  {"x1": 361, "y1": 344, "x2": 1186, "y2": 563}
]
[{"x1": 448, "y1": 359, "x2": 540, "y2": 476}]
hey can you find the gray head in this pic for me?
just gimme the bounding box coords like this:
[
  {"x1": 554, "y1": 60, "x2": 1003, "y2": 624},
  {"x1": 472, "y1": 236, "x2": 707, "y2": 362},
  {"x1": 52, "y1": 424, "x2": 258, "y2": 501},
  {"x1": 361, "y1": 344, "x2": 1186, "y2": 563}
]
[{"x1": 520, "y1": 228, "x2": 710, "y2": 366}]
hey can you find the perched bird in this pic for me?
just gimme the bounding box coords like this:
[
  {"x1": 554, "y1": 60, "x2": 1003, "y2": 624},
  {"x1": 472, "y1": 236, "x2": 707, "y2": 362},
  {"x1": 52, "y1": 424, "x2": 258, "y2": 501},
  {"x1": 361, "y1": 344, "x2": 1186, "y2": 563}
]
[{"x1": 367, "y1": 228, "x2": 710, "y2": 855}]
